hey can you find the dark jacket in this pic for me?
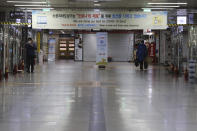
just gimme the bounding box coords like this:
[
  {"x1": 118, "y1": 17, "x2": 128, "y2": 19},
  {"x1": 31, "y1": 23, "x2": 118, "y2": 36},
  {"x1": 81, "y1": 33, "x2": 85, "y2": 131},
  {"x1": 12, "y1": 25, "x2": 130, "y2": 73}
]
[
  {"x1": 137, "y1": 43, "x2": 148, "y2": 62},
  {"x1": 25, "y1": 43, "x2": 37, "y2": 57}
]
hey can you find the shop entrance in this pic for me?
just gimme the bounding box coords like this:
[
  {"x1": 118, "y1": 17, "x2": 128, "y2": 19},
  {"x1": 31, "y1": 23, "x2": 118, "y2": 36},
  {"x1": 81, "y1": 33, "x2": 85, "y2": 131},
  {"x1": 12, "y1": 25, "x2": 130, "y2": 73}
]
[
  {"x1": 47, "y1": 30, "x2": 75, "y2": 61},
  {"x1": 59, "y1": 34, "x2": 75, "y2": 59}
]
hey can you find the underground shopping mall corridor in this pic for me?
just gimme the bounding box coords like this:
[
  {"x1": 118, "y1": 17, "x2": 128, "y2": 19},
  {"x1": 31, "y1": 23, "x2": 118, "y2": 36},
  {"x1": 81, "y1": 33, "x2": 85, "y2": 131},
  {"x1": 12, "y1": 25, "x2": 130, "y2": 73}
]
[{"x1": 0, "y1": 61, "x2": 197, "y2": 131}]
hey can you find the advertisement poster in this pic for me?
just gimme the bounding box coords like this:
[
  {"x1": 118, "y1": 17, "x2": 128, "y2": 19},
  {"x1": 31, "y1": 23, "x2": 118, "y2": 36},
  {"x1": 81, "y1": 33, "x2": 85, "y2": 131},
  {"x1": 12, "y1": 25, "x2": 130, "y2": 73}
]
[
  {"x1": 32, "y1": 10, "x2": 168, "y2": 30},
  {"x1": 96, "y1": 32, "x2": 108, "y2": 65},
  {"x1": 75, "y1": 34, "x2": 83, "y2": 61},
  {"x1": 48, "y1": 38, "x2": 56, "y2": 61}
]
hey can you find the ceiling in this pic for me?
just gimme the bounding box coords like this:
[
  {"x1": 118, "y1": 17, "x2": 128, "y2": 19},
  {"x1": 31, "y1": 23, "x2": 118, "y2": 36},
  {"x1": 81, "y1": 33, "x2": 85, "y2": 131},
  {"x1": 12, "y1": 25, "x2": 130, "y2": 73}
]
[{"x1": 0, "y1": 0, "x2": 195, "y2": 9}]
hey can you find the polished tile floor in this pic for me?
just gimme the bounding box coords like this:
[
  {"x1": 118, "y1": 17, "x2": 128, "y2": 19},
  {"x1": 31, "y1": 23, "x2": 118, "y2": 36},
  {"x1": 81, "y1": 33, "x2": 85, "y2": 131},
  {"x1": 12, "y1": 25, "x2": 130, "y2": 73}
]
[{"x1": 0, "y1": 61, "x2": 197, "y2": 131}]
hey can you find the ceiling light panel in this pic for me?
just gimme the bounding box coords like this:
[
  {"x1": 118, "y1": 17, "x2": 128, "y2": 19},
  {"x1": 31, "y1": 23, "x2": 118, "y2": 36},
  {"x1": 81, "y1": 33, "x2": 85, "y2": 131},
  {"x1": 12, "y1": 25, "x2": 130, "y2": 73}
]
[
  {"x1": 15, "y1": 5, "x2": 50, "y2": 7},
  {"x1": 7, "y1": 1, "x2": 47, "y2": 4},
  {"x1": 69, "y1": 0, "x2": 120, "y2": 2},
  {"x1": 142, "y1": 8, "x2": 174, "y2": 10},
  {"x1": 148, "y1": 3, "x2": 187, "y2": 5},
  {"x1": 20, "y1": 8, "x2": 54, "y2": 10},
  {"x1": 147, "y1": 6, "x2": 180, "y2": 8}
]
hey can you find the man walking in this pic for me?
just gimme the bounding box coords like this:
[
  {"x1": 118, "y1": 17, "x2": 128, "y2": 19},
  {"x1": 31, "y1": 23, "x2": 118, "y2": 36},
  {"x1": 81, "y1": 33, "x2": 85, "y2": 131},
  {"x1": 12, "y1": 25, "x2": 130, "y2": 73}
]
[
  {"x1": 25, "y1": 38, "x2": 37, "y2": 73},
  {"x1": 137, "y1": 40, "x2": 148, "y2": 70}
]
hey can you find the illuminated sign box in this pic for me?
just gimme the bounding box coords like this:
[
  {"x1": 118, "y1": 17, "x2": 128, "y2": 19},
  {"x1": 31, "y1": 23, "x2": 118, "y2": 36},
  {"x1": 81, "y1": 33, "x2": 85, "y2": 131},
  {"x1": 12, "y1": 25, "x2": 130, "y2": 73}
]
[{"x1": 177, "y1": 16, "x2": 187, "y2": 24}]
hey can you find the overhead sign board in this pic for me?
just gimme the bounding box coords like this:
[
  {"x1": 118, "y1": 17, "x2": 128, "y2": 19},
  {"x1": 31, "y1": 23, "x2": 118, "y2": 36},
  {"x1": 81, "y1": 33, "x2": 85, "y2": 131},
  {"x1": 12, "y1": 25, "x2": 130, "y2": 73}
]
[
  {"x1": 177, "y1": 16, "x2": 187, "y2": 24},
  {"x1": 32, "y1": 10, "x2": 168, "y2": 30}
]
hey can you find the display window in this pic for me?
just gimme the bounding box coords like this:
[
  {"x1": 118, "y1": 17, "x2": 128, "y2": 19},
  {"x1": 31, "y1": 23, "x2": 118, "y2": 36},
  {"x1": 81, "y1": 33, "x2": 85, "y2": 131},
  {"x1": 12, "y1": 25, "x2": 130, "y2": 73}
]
[{"x1": 59, "y1": 36, "x2": 75, "y2": 59}]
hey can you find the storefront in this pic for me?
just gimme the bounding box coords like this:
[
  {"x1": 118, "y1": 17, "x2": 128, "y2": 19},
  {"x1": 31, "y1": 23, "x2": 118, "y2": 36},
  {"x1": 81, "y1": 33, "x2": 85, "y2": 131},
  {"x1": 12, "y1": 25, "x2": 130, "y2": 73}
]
[
  {"x1": 0, "y1": 25, "x2": 3, "y2": 75},
  {"x1": 7, "y1": 25, "x2": 21, "y2": 71},
  {"x1": 188, "y1": 26, "x2": 197, "y2": 78},
  {"x1": 32, "y1": 9, "x2": 168, "y2": 62},
  {"x1": 46, "y1": 30, "x2": 75, "y2": 61},
  {"x1": 160, "y1": 26, "x2": 188, "y2": 73}
]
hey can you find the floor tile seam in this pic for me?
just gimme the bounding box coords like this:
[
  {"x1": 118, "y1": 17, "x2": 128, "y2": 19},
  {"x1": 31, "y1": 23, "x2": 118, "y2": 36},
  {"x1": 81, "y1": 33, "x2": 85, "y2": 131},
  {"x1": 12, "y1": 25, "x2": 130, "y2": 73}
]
[{"x1": 88, "y1": 87, "x2": 106, "y2": 131}]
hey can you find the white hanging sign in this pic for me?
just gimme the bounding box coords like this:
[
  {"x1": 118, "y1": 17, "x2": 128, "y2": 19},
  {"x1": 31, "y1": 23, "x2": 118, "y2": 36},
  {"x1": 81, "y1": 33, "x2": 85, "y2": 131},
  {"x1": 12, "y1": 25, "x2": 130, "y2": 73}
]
[{"x1": 32, "y1": 10, "x2": 168, "y2": 30}]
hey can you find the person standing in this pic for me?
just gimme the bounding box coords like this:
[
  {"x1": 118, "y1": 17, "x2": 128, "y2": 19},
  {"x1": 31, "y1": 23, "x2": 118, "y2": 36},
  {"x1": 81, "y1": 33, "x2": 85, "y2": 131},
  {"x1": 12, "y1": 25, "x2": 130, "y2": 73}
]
[
  {"x1": 136, "y1": 40, "x2": 148, "y2": 70},
  {"x1": 25, "y1": 38, "x2": 37, "y2": 73}
]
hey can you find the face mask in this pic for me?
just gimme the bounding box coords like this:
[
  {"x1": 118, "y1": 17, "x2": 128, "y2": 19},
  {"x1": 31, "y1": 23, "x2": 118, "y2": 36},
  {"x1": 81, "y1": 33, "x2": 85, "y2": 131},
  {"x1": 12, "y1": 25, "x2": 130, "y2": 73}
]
[{"x1": 28, "y1": 41, "x2": 31, "y2": 44}]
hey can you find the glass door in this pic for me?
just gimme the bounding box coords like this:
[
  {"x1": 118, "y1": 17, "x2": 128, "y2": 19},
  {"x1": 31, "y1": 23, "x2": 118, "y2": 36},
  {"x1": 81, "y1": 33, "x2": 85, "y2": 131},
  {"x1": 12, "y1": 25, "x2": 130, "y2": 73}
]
[
  {"x1": 8, "y1": 25, "x2": 15, "y2": 71},
  {"x1": 0, "y1": 26, "x2": 3, "y2": 73}
]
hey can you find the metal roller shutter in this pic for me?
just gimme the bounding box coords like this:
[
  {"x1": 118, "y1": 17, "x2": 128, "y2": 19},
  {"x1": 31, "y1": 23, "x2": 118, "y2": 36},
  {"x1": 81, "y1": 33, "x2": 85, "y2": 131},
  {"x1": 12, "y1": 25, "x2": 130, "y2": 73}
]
[
  {"x1": 108, "y1": 33, "x2": 133, "y2": 62},
  {"x1": 83, "y1": 33, "x2": 134, "y2": 62},
  {"x1": 83, "y1": 34, "x2": 97, "y2": 61}
]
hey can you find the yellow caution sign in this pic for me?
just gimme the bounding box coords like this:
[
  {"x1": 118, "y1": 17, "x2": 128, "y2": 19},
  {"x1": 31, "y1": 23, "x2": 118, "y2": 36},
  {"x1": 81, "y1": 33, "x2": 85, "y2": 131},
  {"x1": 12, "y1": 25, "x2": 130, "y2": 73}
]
[
  {"x1": 168, "y1": 24, "x2": 197, "y2": 27},
  {"x1": 0, "y1": 21, "x2": 31, "y2": 25}
]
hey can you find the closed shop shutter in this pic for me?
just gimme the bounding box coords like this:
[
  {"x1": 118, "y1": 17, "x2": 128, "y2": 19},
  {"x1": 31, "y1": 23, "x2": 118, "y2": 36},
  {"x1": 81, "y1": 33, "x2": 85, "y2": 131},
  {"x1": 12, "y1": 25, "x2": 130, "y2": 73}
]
[
  {"x1": 108, "y1": 33, "x2": 133, "y2": 62},
  {"x1": 83, "y1": 34, "x2": 97, "y2": 61},
  {"x1": 83, "y1": 33, "x2": 134, "y2": 62}
]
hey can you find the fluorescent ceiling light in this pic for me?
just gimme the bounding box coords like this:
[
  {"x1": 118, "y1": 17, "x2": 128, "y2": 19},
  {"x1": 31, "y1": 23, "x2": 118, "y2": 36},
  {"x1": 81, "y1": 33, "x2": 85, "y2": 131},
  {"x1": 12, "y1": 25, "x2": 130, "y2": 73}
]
[
  {"x1": 94, "y1": 1, "x2": 99, "y2": 2},
  {"x1": 148, "y1": 3, "x2": 187, "y2": 5},
  {"x1": 15, "y1": 4, "x2": 50, "y2": 7},
  {"x1": 94, "y1": 4, "x2": 101, "y2": 6},
  {"x1": 7, "y1": 1, "x2": 47, "y2": 4},
  {"x1": 147, "y1": 6, "x2": 180, "y2": 8},
  {"x1": 20, "y1": 8, "x2": 54, "y2": 10},
  {"x1": 142, "y1": 8, "x2": 174, "y2": 10}
]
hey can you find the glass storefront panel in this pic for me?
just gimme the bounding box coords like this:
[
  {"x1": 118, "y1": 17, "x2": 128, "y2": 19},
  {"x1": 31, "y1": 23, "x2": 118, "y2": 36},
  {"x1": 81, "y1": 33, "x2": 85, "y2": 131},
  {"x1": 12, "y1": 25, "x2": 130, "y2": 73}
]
[{"x1": 0, "y1": 26, "x2": 4, "y2": 72}]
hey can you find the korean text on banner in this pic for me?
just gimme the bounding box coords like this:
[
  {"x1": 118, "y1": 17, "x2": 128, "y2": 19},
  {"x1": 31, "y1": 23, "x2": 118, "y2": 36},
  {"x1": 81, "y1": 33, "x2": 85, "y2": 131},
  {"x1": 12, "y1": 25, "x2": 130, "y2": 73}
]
[{"x1": 32, "y1": 10, "x2": 168, "y2": 30}]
